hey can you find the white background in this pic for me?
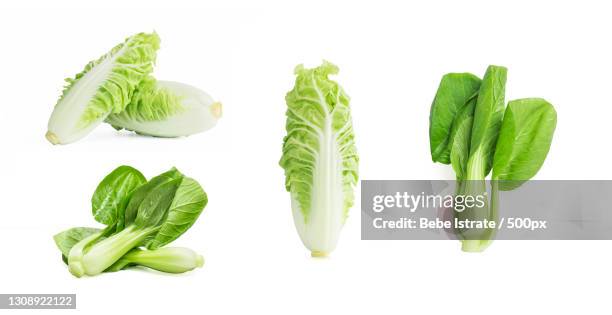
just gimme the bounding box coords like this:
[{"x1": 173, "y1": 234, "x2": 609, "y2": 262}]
[{"x1": 1, "y1": 0, "x2": 611, "y2": 314}]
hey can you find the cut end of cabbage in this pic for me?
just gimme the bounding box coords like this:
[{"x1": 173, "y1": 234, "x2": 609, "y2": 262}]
[
  {"x1": 210, "y1": 102, "x2": 223, "y2": 118},
  {"x1": 196, "y1": 254, "x2": 205, "y2": 268},
  {"x1": 68, "y1": 261, "x2": 85, "y2": 278},
  {"x1": 461, "y1": 240, "x2": 491, "y2": 252},
  {"x1": 311, "y1": 251, "x2": 329, "y2": 258},
  {"x1": 45, "y1": 131, "x2": 60, "y2": 145}
]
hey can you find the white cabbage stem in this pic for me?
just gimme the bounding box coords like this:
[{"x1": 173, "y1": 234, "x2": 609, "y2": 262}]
[{"x1": 105, "y1": 81, "x2": 222, "y2": 138}]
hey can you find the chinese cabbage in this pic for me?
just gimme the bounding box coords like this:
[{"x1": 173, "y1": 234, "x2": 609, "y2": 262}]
[
  {"x1": 46, "y1": 32, "x2": 160, "y2": 144},
  {"x1": 105, "y1": 78, "x2": 222, "y2": 137},
  {"x1": 280, "y1": 61, "x2": 359, "y2": 257}
]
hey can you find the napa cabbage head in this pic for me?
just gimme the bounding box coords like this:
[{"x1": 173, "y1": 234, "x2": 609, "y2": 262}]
[
  {"x1": 279, "y1": 61, "x2": 358, "y2": 257},
  {"x1": 46, "y1": 32, "x2": 160, "y2": 145},
  {"x1": 105, "y1": 77, "x2": 222, "y2": 137}
]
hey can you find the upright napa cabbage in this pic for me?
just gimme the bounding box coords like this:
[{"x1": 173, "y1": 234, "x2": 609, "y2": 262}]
[
  {"x1": 280, "y1": 61, "x2": 359, "y2": 257},
  {"x1": 46, "y1": 32, "x2": 160, "y2": 145},
  {"x1": 105, "y1": 77, "x2": 222, "y2": 137}
]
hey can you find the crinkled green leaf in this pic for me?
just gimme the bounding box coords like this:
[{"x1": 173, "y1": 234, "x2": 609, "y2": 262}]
[
  {"x1": 279, "y1": 61, "x2": 359, "y2": 222},
  {"x1": 107, "y1": 76, "x2": 184, "y2": 123}
]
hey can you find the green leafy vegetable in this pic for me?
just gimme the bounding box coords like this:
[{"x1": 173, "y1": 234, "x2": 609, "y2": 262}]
[
  {"x1": 105, "y1": 79, "x2": 222, "y2": 138},
  {"x1": 492, "y1": 98, "x2": 557, "y2": 190},
  {"x1": 91, "y1": 166, "x2": 146, "y2": 226},
  {"x1": 466, "y1": 65, "x2": 507, "y2": 180},
  {"x1": 46, "y1": 32, "x2": 160, "y2": 145},
  {"x1": 54, "y1": 166, "x2": 207, "y2": 277},
  {"x1": 73, "y1": 171, "x2": 206, "y2": 276},
  {"x1": 145, "y1": 177, "x2": 208, "y2": 249},
  {"x1": 448, "y1": 95, "x2": 477, "y2": 179},
  {"x1": 121, "y1": 168, "x2": 183, "y2": 231},
  {"x1": 429, "y1": 65, "x2": 556, "y2": 252},
  {"x1": 279, "y1": 61, "x2": 359, "y2": 257},
  {"x1": 46, "y1": 33, "x2": 222, "y2": 145},
  {"x1": 429, "y1": 73, "x2": 481, "y2": 164}
]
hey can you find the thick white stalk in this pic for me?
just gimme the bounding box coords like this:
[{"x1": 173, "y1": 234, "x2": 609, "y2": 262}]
[
  {"x1": 80, "y1": 225, "x2": 154, "y2": 276},
  {"x1": 292, "y1": 118, "x2": 344, "y2": 257},
  {"x1": 46, "y1": 46, "x2": 125, "y2": 144}
]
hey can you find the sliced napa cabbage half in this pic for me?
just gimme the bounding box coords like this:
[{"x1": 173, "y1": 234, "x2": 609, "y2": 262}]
[
  {"x1": 279, "y1": 61, "x2": 359, "y2": 257},
  {"x1": 46, "y1": 32, "x2": 160, "y2": 145},
  {"x1": 105, "y1": 78, "x2": 222, "y2": 138}
]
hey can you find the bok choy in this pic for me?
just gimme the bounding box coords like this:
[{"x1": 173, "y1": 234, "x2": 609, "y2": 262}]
[
  {"x1": 53, "y1": 166, "x2": 207, "y2": 277},
  {"x1": 429, "y1": 65, "x2": 557, "y2": 252}
]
